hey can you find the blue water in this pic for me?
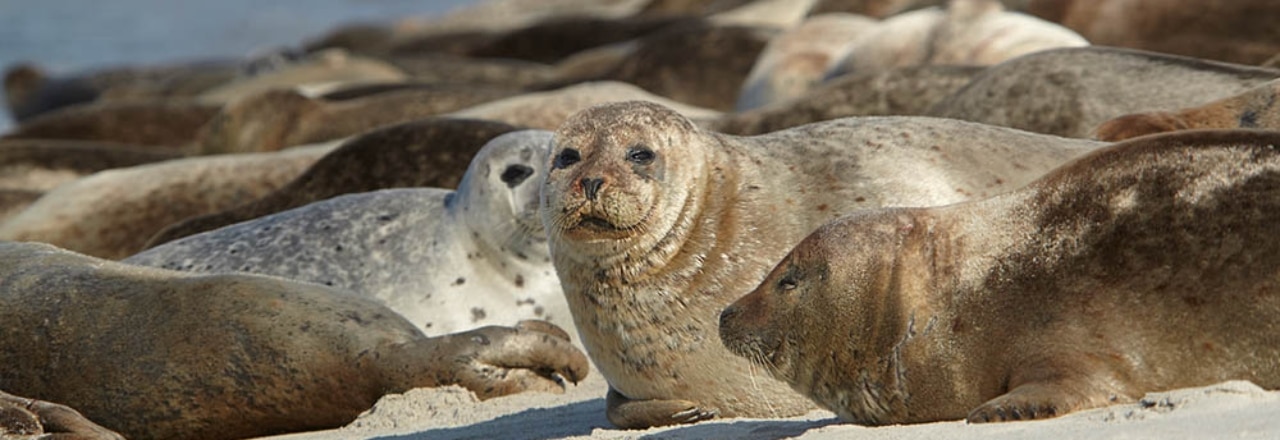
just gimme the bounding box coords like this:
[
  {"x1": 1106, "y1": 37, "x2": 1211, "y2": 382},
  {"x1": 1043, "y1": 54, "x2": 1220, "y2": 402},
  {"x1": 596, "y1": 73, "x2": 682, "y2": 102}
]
[{"x1": 0, "y1": 0, "x2": 481, "y2": 130}]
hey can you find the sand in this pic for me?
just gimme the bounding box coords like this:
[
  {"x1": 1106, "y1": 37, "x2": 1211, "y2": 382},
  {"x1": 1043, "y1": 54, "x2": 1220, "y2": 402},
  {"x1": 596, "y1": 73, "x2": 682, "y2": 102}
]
[{"x1": 260, "y1": 361, "x2": 1280, "y2": 440}]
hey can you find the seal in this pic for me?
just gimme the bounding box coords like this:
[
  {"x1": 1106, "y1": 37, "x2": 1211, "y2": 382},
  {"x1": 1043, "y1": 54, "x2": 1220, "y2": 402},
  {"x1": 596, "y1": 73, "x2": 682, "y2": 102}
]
[
  {"x1": 195, "y1": 84, "x2": 518, "y2": 154},
  {"x1": 195, "y1": 49, "x2": 408, "y2": 104},
  {"x1": 0, "y1": 390, "x2": 123, "y2": 439},
  {"x1": 127, "y1": 130, "x2": 571, "y2": 338},
  {"x1": 715, "y1": 64, "x2": 983, "y2": 135},
  {"x1": 927, "y1": 47, "x2": 1280, "y2": 138},
  {"x1": 822, "y1": 0, "x2": 1087, "y2": 80},
  {"x1": 1028, "y1": 0, "x2": 1280, "y2": 65},
  {"x1": 720, "y1": 129, "x2": 1280, "y2": 425},
  {"x1": 734, "y1": 13, "x2": 879, "y2": 111},
  {"x1": 1, "y1": 100, "x2": 220, "y2": 148},
  {"x1": 0, "y1": 143, "x2": 335, "y2": 260},
  {"x1": 0, "y1": 241, "x2": 588, "y2": 440},
  {"x1": 1093, "y1": 78, "x2": 1280, "y2": 141},
  {"x1": 146, "y1": 117, "x2": 519, "y2": 247},
  {"x1": 544, "y1": 21, "x2": 777, "y2": 111},
  {"x1": 540, "y1": 101, "x2": 1103, "y2": 428},
  {"x1": 448, "y1": 81, "x2": 722, "y2": 130},
  {"x1": 2, "y1": 60, "x2": 237, "y2": 122},
  {"x1": 0, "y1": 139, "x2": 183, "y2": 191}
]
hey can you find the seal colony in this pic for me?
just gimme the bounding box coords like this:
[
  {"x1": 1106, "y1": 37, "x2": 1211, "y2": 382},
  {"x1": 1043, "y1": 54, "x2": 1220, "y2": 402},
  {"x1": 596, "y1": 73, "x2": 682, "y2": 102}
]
[
  {"x1": 0, "y1": 241, "x2": 587, "y2": 440},
  {"x1": 127, "y1": 130, "x2": 570, "y2": 337},
  {"x1": 720, "y1": 129, "x2": 1280, "y2": 425},
  {"x1": 541, "y1": 101, "x2": 1101, "y2": 428}
]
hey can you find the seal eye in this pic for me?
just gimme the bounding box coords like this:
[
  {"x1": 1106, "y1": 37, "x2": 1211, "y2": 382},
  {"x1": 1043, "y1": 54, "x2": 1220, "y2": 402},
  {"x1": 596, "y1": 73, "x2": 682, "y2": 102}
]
[
  {"x1": 500, "y1": 164, "x2": 534, "y2": 188},
  {"x1": 778, "y1": 276, "x2": 798, "y2": 291},
  {"x1": 627, "y1": 145, "x2": 655, "y2": 165},
  {"x1": 553, "y1": 149, "x2": 580, "y2": 170}
]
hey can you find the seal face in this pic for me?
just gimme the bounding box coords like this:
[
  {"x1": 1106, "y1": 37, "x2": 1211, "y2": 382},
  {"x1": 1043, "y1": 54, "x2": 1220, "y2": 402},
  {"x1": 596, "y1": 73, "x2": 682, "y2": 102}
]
[
  {"x1": 127, "y1": 131, "x2": 566, "y2": 337},
  {"x1": 722, "y1": 129, "x2": 1280, "y2": 425},
  {"x1": 541, "y1": 101, "x2": 1103, "y2": 428}
]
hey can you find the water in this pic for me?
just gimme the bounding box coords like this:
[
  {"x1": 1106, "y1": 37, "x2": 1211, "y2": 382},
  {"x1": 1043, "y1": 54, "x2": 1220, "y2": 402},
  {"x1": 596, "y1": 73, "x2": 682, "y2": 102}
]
[{"x1": 0, "y1": 0, "x2": 481, "y2": 131}]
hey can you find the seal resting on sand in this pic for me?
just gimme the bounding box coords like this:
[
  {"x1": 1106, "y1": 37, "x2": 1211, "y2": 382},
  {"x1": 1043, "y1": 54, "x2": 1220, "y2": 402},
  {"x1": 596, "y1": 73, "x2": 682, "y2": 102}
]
[
  {"x1": 540, "y1": 101, "x2": 1102, "y2": 428},
  {"x1": 721, "y1": 129, "x2": 1280, "y2": 425},
  {"x1": 0, "y1": 241, "x2": 587, "y2": 440}
]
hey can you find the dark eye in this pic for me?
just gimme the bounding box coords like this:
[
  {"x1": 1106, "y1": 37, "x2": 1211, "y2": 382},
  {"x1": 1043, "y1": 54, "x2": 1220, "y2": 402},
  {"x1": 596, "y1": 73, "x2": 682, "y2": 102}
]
[
  {"x1": 778, "y1": 276, "x2": 797, "y2": 291},
  {"x1": 500, "y1": 164, "x2": 534, "y2": 187},
  {"x1": 627, "y1": 145, "x2": 655, "y2": 165},
  {"x1": 553, "y1": 149, "x2": 580, "y2": 170}
]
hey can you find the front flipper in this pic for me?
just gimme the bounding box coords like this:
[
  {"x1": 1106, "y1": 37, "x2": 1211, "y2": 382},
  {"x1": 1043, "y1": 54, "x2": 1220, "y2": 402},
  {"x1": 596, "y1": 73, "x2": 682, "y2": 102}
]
[
  {"x1": 412, "y1": 319, "x2": 590, "y2": 400},
  {"x1": 606, "y1": 387, "x2": 718, "y2": 429},
  {"x1": 0, "y1": 391, "x2": 124, "y2": 439},
  {"x1": 967, "y1": 363, "x2": 1134, "y2": 423}
]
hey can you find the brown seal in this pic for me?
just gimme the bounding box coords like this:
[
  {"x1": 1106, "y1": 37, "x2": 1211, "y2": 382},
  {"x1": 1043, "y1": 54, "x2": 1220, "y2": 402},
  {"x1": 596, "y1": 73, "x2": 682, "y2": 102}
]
[
  {"x1": 195, "y1": 84, "x2": 518, "y2": 154},
  {"x1": 544, "y1": 21, "x2": 776, "y2": 111},
  {"x1": 1, "y1": 100, "x2": 220, "y2": 148},
  {"x1": 540, "y1": 101, "x2": 1102, "y2": 428},
  {"x1": 2, "y1": 60, "x2": 236, "y2": 122},
  {"x1": 1093, "y1": 78, "x2": 1280, "y2": 141},
  {"x1": 0, "y1": 390, "x2": 123, "y2": 439},
  {"x1": 0, "y1": 144, "x2": 333, "y2": 260},
  {"x1": 721, "y1": 129, "x2": 1280, "y2": 425},
  {"x1": 713, "y1": 64, "x2": 983, "y2": 135},
  {"x1": 144, "y1": 118, "x2": 518, "y2": 250},
  {"x1": 0, "y1": 241, "x2": 587, "y2": 440},
  {"x1": 928, "y1": 47, "x2": 1280, "y2": 138},
  {"x1": 1028, "y1": 0, "x2": 1280, "y2": 65}
]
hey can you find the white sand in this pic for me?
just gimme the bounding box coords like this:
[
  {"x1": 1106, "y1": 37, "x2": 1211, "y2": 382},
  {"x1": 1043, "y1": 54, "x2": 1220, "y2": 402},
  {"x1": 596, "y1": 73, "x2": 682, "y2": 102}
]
[{"x1": 261, "y1": 362, "x2": 1280, "y2": 440}]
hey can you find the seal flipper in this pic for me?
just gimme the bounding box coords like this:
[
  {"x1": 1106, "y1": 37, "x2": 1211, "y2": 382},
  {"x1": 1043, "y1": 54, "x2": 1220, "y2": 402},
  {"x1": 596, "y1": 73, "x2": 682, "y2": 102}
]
[
  {"x1": 966, "y1": 358, "x2": 1135, "y2": 423},
  {"x1": 606, "y1": 387, "x2": 718, "y2": 429},
  {"x1": 0, "y1": 391, "x2": 124, "y2": 439}
]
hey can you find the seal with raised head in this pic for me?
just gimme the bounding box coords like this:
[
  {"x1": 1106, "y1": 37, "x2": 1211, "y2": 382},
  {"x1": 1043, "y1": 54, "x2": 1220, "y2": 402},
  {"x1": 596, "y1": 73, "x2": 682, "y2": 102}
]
[
  {"x1": 0, "y1": 241, "x2": 588, "y2": 440},
  {"x1": 128, "y1": 130, "x2": 570, "y2": 338},
  {"x1": 540, "y1": 101, "x2": 1103, "y2": 428},
  {"x1": 720, "y1": 129, "x2": 1280, "y2": 425},
  {"x1": 146, "y1": 117, "x2": 519, "y2": 247},
  {"x1": 1093, "y1": 78, "x2": 1280, "y2": 141}
]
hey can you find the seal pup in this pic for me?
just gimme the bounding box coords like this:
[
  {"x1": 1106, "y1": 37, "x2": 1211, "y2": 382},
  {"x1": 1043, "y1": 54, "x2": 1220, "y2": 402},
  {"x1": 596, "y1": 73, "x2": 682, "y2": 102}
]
[
  {"x1": 541, "y1": 101, "x2": 1102, "y2": 428},
  {"x1": 928, "y1": 47, "x2": 1280, "y2": 138},
  {"x1": 0, "y1": 390, "x2": 123, "y2": 439},
  {"x1": 0, "y1": 100, "x2": 219, "y2": 148},
  {"x1": 734, "y1": 13, "x2": 879, "y2": 111},
  {"x1": 715, "y1": 64, "x2": 983, "y2": 135},
  {"x1": 721, "y1": 129, "x2": 1280, "y2": 425},
  {"x1": 1028, "y1": 0, "x2": 1280, "y2": 65},
  {"x1": 822, "y1": 0, "x2": 1086, "y2": 79},
  {"x1": 0, "y1": 143, "x2": 335, "y2": 260},
  {"x1": 1093, "y1": 78, "x2": 1280, "y2": 141},
  {"x1": 127, "y1": 130, "x2": 570, "y2": 338},
  {"x1": 0, "y1": 241, "x2": 587, "y2": 440},
  {"x1": 146, "y1": 118, "x2": 518, "y2": 247},
  {"x1": 195, "y1": 85, "x2": 517, "y2": 154}
]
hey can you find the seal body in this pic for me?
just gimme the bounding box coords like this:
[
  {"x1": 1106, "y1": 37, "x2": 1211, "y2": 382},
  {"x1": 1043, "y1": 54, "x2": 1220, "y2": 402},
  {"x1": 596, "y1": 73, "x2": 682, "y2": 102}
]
[
  {"x1": 146, "y1": 117, "x2": 519, "y2": 247},
  {"x1": 540, "y1": 101, "x2": 1102, "y2": 428},
  {"x1": 0, "y1": 143, "x2": 334, "y2": 259},
  {"x1": 927, "y1": 47, "x2": 1280, "y2": 138},
  {"x1": 128, "y1": 131, "x2": 569, "y2": 337},
  {"x1": 0, "y1": 242, "x2": 587, "y2": 440},
  {"x1": 1093, "y1": 78, "x2": 1280, "y2": 141},
  {"x1": 721, "y1": 129, "x2": 1280, "y2": 425}
]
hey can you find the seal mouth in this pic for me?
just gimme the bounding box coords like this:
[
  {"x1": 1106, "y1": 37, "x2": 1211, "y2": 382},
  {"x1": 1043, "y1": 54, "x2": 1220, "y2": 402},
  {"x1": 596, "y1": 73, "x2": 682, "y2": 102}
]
[{"x1": 577, "y1": 216, "x2": 619, "y2": 231}]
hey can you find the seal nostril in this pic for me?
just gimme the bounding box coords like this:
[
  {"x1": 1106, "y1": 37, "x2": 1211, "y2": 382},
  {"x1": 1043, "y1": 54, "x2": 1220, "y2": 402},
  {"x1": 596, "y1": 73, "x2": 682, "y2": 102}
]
[{"x1": 581, "y1": 177, "x2": 604, "y2": 201}]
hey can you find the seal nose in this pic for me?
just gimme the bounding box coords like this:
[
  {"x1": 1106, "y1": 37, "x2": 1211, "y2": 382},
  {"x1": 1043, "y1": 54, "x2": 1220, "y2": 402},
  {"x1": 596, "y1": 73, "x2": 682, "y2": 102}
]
[{"x1": 581, "y1": 177, "x2": 604, "y2": 201}]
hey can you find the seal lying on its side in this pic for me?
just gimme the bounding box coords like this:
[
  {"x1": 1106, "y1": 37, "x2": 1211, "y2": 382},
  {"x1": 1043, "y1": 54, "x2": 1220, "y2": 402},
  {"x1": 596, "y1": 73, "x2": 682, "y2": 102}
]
[
  {"x1": 127, "y1": 131, "x2": 569, "y2": 338},
  {"x1": 721, "y1": 129, "x2": 1280, "y2": 425},
  {"x1": 0, "y1": 241, "x2": 587, "y2": 440},
  {"x1": 540, "y1": 101, "x2": 1103, "y2": 428}
]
